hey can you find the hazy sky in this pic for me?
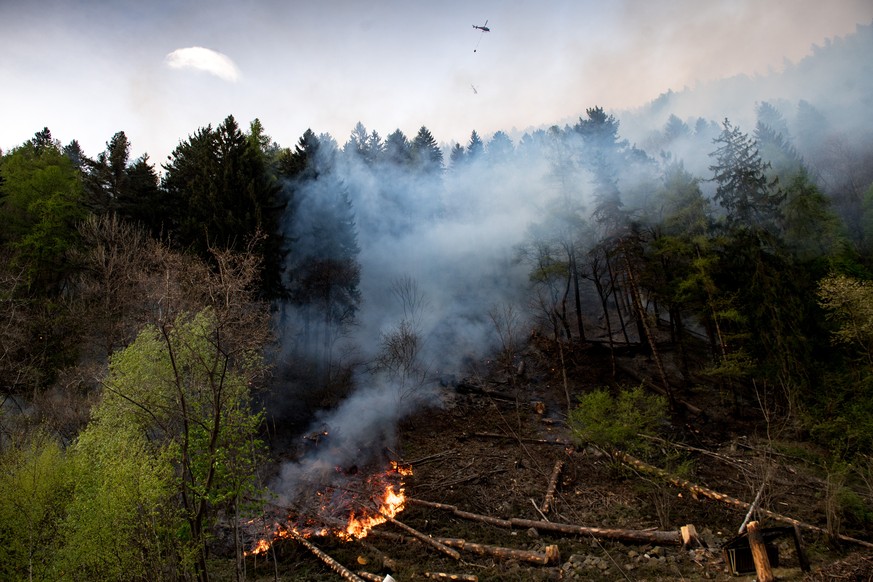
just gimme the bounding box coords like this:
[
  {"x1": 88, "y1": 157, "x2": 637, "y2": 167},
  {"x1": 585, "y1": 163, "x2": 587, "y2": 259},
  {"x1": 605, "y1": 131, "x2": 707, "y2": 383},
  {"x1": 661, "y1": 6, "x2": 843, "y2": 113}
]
[{"x1": 2, "y1": 0, "x2": 871, "y2": 164}]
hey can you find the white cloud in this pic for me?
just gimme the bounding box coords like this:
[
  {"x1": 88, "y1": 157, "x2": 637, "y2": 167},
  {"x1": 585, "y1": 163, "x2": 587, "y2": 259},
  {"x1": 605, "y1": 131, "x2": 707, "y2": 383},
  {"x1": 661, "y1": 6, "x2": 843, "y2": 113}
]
[{"x1": 164, "y1": 46, "x2": 241, "y2": 82}]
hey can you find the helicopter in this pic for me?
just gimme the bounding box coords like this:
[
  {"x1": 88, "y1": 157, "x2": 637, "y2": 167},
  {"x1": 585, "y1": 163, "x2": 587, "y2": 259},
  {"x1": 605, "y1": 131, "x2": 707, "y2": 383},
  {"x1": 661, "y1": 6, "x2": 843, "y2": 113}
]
[{"x1": 472, "y1": 20, "x2": 490, "y2": 52}]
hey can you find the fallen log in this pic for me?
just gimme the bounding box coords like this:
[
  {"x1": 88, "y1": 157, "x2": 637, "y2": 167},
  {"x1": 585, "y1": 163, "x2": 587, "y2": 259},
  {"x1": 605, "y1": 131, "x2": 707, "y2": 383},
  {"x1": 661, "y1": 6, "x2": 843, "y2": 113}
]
[
  {"x1": 436, "y1": 537, "x2": 560, "y2": 565},
  {"x1": 425, "y1": 573, "x2": 479, "y2": 581},
  {"x1": 371, "y1": 529, "x2": 558, "y2": 566},
  {"x1": 463, "y1": 432, "x2": 573, "y2": 446},
  {"x1": 616, "y1": 450, "x2": 873, "y2": 549},
  {"x1": 356, "y1": 572, "x2": 385, "y2": 582},
  {"x1": 540, "y1": 459, "x2": 564, "y2": 514},
  {"x1": 509, "y1": 517, "x2": 682, "y2": 545},
  {"x1": 383, "y1": 515, "x2": 460, "y2": 560},
  {"x1": 411, "y1": 499, "x2": 513, "y2": 527},
  {"x1": 407, "y1": 498, "x2": 682, "y2": 545},
  {"x1": 288, "y1": 529, "x2": 364, "y2": 582}
]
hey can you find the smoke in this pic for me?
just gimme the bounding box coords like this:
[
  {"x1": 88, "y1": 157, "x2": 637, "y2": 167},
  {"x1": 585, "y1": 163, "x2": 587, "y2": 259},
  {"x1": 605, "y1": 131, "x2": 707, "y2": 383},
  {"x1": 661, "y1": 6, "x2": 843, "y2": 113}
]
[
  {"x1": 267, "y1": 21, "x2": 873, "y2": 503},
  {"x1": 272, "y1": 378, "x2": 418, "y2": 505},
  {"x1": 267, "y1": 133, "x2": 555, "y2": 501}
]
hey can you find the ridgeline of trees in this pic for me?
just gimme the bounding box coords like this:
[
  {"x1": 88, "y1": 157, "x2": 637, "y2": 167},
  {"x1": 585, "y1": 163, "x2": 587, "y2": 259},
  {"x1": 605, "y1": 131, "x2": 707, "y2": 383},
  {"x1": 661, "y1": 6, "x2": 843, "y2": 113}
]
[{"x1": 2, "y1": 28, "x2": 873, "y2": 579}]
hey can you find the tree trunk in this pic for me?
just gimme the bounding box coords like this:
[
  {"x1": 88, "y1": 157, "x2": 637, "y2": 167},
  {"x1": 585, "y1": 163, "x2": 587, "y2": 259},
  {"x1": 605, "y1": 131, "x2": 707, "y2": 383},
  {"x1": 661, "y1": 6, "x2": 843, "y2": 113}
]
[
  {"x1": 605, "y1": 253, "x2": 631, "y2": 344},
  {"x1": 622, "y1": 250, "x2": 674, "y2": 405},
  {"x1": 570, "y1": 249, "x2": 586, "y2": 342}
]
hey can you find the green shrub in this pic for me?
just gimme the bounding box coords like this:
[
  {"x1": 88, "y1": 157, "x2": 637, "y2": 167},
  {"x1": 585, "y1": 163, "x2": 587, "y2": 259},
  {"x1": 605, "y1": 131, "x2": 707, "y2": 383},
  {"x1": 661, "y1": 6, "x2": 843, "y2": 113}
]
[{"x1": 568, "y1": 385, "x2": 668, "y2": 457}]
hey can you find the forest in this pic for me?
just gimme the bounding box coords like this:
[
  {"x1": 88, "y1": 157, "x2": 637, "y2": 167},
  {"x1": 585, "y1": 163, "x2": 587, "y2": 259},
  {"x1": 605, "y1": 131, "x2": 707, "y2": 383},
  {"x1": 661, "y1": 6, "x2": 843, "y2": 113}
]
[{"x1": 2, "y1": 22, "x2": 873, "y2": 582}]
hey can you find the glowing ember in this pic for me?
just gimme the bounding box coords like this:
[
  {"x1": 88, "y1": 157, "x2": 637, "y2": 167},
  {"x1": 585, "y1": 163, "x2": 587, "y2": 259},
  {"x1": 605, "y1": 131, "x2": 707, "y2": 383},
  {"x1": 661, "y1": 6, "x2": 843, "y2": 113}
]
[
  {"x1": 245, "y1": 462, "x2": 411, "y2": 556},
  {"x1": 391, "y1": 460, "x2": 413, "y2": 476}
]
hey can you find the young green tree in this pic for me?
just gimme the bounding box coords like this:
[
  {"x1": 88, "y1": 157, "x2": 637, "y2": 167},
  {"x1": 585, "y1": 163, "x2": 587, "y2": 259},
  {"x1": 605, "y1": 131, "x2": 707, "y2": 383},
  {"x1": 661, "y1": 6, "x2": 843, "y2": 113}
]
[
  {"x1": 95, "y1": 305, "x2": 267, "y2": 582},
  {"x1": 0, "y1": 431, "x2": 72, "y2": 582},
  {"x1": 568, "y1": 385, "x2": 668, "y2": 458},
  {"x1": 56, "y1": 421, "x2": 177, "y2": 581}
]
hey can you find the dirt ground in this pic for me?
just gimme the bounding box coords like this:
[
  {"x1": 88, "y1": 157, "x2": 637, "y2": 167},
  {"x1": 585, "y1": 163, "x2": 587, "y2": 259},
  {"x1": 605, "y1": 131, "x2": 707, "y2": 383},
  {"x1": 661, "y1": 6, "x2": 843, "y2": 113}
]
[{"x1": 238, "y1": 336, "x2": 873, "y2": 581}]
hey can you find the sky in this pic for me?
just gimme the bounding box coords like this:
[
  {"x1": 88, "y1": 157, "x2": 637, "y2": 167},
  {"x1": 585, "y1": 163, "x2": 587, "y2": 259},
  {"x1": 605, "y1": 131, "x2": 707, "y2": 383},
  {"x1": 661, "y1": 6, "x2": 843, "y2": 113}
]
[{"x1": 2, "y1": 0, "x2": 872, "y2": 166}]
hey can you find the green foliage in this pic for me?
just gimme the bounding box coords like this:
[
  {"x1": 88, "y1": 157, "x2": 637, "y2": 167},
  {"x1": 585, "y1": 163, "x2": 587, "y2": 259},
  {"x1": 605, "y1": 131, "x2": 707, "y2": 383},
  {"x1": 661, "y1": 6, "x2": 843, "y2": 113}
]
[
  {"x1": 92, "y1": 307, "x2": 266, "y2": 578},
  {"x1": 805, "y1": 274, "x2": 873, "y2": 457},
  {"x1": 0, "y1": 132, "x2": 86, "y2": 292},
  {"x1": 568, "y1": 385, "x2": 668, "y2": 457},
  {"x1": 56, "y1": 422, "x2": 178, "y2": 581},
  {"x1": 818, "y1": 273, "x2": 873, "y2": 364},
  {"x1": 161, "y1": 115, "x2": 283, "y2": 294},
  {"x1": 0, "y1": 431, "x2": 72, "y2": 581},
  {"x1": 780, "y1": 172, "x2": 846, "y2": 264},
  {"x1": 710, "y1": 118, "x2": 783, "y2": 232}
]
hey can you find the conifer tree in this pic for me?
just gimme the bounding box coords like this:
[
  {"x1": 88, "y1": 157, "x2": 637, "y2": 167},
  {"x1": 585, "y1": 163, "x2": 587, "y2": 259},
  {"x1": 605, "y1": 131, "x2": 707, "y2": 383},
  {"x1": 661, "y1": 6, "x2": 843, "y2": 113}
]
[
  {"x1": 411, "y1": 126, "x2": 443, "y2": 174},
  {"x1": 709, "y1": 118, "x2": 783, "y2": 232}
]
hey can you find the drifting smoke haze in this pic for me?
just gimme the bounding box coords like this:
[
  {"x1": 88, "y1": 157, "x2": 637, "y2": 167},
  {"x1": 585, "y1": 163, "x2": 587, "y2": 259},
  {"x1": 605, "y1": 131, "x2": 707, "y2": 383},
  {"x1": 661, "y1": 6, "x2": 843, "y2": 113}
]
[
  {"x1": 266, "y1": 22, "x2": 873, "y2": 504},
  {"x1": 621, "y1": 22, "x2": 873, "y2": 181},
  {"x1": 268, "y1": 135, "x2": 551, "y2": 499}
]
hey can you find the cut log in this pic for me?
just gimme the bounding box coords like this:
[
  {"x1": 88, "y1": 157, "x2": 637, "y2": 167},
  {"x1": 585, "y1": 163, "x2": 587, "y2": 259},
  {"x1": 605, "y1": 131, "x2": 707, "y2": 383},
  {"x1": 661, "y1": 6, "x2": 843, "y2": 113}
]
[
  {"x1": 463, "y1": 432, "x2": 573, "y2": 446},
  {"x1": 509, "y1": 517, "x2": 682, "y2": 545},
  {"x1": 370, "y1": 529, "x2": 558, "y2": 566},
  {"x1": 383, "y1": 515, "x2": 460, "y2": 560},
  {"x1": 747, "y1": 521, "x2": 775, "y2": 582},
  {"x1": 356, "y1": 572, "x2": 384, "y2": 582},
  {"x1": 436, "y1": 537, "x2": 560, "y2": 565},
  {"x1": 681, "y1": 524, "x2": 704, "y2": 549},
  {"x1": 424, "y1": 573, "x2": 479, "y2": 581},
  {"x1": 407, "y1": 498, "x2": 682, "y2": 545},
  {"x1": 616, "y1": 450, "x2": 873, "y2": 549},
  {"x1": 540, "y1": 460, "x2": 564, "y2": 514},
  {"x1": 288, "y1": 529, "x2": 365, "y2": 582}
]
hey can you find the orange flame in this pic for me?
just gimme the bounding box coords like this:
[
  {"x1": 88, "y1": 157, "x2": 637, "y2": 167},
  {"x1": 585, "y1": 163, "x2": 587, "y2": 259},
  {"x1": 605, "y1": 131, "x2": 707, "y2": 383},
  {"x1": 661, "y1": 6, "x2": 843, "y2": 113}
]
[
  {"x1": 339, "y1": 483, "x2": 406, "y2": 541},
  {"x1": 390, "y1": 460, "x2": 414, "y2": 476},
  {"x1": 246, "y1": 463, "x2": 412, "y2": 554}
]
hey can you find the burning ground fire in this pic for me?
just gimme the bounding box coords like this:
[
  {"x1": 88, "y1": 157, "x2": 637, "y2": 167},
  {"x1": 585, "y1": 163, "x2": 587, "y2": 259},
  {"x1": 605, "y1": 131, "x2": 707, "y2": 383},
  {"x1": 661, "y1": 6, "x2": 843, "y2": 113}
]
[{"x1": 246, "y1": 461, "x2": 412, "y2": 556}]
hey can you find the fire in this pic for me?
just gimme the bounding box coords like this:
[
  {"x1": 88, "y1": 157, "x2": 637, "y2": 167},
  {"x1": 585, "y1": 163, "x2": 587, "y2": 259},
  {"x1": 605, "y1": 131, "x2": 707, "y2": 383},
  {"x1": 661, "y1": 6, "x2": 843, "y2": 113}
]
[
  {"x1": 245, "y1": 462, "x2": 411, "y2": 555},
  {"x1": 391, "y1": 460, "x2": 413, "y2": 476},
  {"x1": 340, "y1": 483, "x2": 406, "y2": 541}
]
